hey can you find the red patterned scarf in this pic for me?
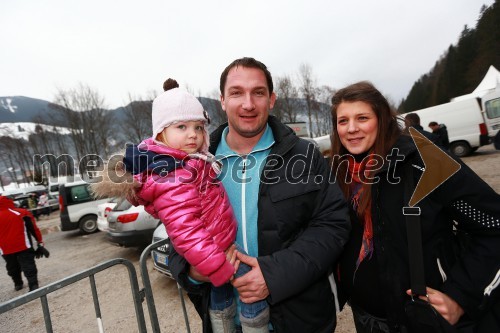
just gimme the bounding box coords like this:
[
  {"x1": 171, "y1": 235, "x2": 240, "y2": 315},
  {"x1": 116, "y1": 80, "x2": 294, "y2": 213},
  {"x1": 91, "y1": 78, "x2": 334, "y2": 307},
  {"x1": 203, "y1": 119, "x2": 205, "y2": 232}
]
[{"x1": 348, "y1": 157, "x2": 374, "y2": 268}]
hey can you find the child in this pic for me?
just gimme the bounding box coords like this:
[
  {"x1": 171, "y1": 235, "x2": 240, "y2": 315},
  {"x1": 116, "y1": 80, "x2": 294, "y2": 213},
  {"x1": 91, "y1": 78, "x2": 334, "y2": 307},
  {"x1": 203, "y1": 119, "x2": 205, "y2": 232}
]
[{"x1": 92, "y1": 79, "x2": 269, "y2": 333}]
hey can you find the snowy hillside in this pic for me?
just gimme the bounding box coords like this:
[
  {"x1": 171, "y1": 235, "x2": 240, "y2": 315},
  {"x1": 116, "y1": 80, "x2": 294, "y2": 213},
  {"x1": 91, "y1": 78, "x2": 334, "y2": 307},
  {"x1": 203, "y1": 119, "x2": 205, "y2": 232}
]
[{"x1": 0, "y1": 122, "x2": 71, "y2": 140}]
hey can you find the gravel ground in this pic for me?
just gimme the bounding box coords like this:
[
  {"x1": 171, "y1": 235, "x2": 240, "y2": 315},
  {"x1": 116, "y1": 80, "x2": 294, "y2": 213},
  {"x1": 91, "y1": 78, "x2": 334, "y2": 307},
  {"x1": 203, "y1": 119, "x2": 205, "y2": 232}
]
[{"x1": 1, "y1": 144, "x2": 498, "y2": 333}]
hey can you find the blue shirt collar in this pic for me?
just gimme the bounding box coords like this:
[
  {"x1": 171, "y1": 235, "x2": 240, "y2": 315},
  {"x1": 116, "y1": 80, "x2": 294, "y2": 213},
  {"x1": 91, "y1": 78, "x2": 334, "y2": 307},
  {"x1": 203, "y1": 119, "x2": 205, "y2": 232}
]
[{"x1": 217, "y1": 124, "x2": 275, "y2": 157}]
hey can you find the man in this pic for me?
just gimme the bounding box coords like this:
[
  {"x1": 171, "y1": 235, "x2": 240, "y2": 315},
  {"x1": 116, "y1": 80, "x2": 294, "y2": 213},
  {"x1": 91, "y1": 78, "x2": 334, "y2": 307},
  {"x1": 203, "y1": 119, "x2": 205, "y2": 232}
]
[
  {"x1": 0, "y1": 196, "x2": 45, "y2": 291},
  {"x1": 169, "y1": 57, "x2": 350, "y2": 332},
  {"x1": 404, "y1": 113, "x2": 443, "y2": 147},
  {"x1": 428, "y1": 121, "x2": 450, "y2": 149}
]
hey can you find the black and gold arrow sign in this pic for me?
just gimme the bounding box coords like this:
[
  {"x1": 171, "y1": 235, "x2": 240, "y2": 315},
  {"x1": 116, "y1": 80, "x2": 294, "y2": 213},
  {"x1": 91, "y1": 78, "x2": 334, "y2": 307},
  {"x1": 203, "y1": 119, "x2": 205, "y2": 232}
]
[{"x1": 408, "y1": 127, "x2": 461, "y2": 207}]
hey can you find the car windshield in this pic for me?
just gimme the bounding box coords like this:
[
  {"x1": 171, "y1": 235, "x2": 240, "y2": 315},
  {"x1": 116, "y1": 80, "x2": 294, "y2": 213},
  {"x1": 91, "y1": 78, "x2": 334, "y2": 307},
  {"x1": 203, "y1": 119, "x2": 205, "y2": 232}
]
[{"x1": 113, "y1": 198, "x2": 132, "y2": 211}]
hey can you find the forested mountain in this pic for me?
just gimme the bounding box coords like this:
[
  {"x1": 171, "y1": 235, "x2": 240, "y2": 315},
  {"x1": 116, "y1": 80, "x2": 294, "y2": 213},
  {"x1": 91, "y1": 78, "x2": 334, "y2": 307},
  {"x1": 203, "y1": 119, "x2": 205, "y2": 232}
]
[
  {"x1": 0, "y1": 96, "x2": 223, "y2": 133},
  {"x1": 398, "y1": 0, "x2": 500, "y2": 113}
]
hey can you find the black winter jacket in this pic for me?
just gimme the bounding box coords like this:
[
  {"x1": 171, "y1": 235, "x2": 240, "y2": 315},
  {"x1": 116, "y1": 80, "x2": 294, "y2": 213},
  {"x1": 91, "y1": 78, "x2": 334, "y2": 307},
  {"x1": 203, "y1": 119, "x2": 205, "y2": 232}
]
[
  {"x1": 337, "y1": 135, "x2": 500, "y2": 332},
  {"x1": 169, "y1": 116, "x2": 350, "y2": 333}
]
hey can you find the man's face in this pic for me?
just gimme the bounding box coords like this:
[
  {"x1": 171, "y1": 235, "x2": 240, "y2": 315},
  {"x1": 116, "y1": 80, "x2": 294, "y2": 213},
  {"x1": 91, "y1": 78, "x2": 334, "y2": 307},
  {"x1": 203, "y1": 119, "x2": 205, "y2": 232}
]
[{"x1": 221, "y1": 66, "x2": 276, "y2": 140}]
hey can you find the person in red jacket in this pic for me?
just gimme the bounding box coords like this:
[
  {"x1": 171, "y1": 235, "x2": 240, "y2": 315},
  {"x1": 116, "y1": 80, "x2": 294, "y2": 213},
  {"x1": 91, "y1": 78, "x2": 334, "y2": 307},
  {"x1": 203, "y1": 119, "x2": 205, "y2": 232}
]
[{"x1": 0, "y1": 196, "x2": 44, "y2": 291}]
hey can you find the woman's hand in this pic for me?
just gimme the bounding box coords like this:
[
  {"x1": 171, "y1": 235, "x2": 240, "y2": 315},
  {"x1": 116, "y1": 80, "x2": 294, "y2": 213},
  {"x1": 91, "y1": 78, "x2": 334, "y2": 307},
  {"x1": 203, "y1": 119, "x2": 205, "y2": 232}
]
[{"x1": 406, "y1": 287, "x2": 464, "y2": 325}]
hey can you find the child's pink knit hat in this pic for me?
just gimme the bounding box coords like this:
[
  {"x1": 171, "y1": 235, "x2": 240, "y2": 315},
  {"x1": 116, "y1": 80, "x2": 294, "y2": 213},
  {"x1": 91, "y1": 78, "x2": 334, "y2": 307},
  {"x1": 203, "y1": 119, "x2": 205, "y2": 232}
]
[{"x1": 152, "y1": 79, "x2": 210, "y2": 152}]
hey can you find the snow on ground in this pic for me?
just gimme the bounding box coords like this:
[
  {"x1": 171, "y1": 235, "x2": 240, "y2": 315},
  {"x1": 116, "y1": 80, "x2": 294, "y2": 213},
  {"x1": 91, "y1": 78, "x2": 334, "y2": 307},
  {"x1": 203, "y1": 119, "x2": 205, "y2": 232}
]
[{"x1": 0, "y1": 122, "x2": 71, "y2": 140}]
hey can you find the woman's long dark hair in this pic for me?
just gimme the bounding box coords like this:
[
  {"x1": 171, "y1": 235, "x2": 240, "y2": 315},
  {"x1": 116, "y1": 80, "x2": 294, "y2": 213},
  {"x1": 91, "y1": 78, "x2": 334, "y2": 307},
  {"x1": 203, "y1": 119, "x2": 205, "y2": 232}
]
[{"x1": 330, "y1": 81, "x2": 401, "y2": 216}]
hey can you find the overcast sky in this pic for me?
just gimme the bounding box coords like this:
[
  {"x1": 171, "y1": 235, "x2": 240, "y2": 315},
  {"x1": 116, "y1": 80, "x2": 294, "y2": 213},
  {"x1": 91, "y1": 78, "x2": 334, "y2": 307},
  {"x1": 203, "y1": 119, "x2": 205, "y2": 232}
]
[{"x1": 0, "y1": 0, "x2": 494, "y2": 109}]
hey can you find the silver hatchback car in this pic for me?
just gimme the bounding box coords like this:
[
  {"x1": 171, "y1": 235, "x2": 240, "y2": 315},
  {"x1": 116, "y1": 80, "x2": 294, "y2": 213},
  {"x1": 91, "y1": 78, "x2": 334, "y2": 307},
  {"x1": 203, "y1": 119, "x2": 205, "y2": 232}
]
[{"x1": 106, "y1": 198, "x2": 160, "y2": 247}]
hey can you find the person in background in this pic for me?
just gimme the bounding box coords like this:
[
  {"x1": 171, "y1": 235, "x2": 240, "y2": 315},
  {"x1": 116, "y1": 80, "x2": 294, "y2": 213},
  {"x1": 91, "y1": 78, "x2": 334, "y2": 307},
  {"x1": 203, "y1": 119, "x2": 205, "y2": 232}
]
[
  {"x1": 169, "y1": 57, "x2": 350, "y2": 333},
  {"x1": 27, "y1": 193, "x2": 37, "y2": 209},
  {"x1": 428, "y1": 121, "x2": 450, "y2": 149},
  {"x1": 331, "y1": 81, "x2": 500, "y2": 332},
  {"x1": 404, "y1": 113, "x2": 442, "y2": 147},
  {"x1": 0, "y1": 196, "x2": 47, "y2": 291},
  {"x1": 37, "y1": 191, "x2": 50, "y2": 218}
]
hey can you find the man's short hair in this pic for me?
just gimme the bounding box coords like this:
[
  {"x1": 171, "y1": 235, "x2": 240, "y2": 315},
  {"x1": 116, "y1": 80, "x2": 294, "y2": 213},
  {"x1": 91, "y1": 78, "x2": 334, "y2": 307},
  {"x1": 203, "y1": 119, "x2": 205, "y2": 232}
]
[
  {"x1": 404, "y1": 113, "x2": 421, "y2": 126},
  {"x1": 428, "y1": 121, "x2": 438, "y2": 127},
  {"x1": 220, "y1": 57, "x2": 274, "y2": 96}
]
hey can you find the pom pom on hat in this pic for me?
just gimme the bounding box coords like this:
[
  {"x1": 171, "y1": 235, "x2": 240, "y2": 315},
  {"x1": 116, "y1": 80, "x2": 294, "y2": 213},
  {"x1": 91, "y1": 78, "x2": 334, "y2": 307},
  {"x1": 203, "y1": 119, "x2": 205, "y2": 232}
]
[
  {"x1": 163, "y1": 78, "x2": 179, "y2": 91},
  {"x1": 152, "y1": 78, "x2": 210, "y2": 152}
]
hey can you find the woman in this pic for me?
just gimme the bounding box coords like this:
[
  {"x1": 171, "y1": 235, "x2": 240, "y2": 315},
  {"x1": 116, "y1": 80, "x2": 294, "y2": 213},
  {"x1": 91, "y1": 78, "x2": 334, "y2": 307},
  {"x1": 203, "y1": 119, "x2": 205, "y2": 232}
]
[{"x1": 331, "y1": 82, "x2": 500, "y2": 332}]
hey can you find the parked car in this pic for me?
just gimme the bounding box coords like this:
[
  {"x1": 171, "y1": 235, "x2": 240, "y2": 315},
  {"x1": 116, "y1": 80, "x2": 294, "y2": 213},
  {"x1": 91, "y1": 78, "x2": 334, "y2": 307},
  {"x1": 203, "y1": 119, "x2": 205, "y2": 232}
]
[
  {"x1": 46, "y1": 193, "x2": 59, "y2": 211},
  {"x1": 1, "y1": 185, "x2": 47, "y2": 198},
  {"x1": 59, "y1": 180, "x2": 109, "y2": 234},
  {"x1": 11, "y1": 192, "x2": 59, "y2": 217},
  {"x1": 106, "y1": 198, "x2": 160, "y2": 247},
  {"x1": 97, "y1": 197, "x2": 119, "y2": 232},
  {"x1": 151, "y1": 224, "x2": 172, "y2": 278},
  {"x1": 48, "y1": 183, "x2": 60, "y2": 199}
]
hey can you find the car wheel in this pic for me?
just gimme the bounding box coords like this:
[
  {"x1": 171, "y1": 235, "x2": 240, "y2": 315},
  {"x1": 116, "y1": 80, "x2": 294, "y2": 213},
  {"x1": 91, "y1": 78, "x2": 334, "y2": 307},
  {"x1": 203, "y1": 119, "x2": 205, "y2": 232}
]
[
  {"x1": 494, "y1": 131, "x2": 500, "y2": 150},
  {"x1": 450, "y1": 142, "x2": 471, "y2": 157},
  {"x1": 79, "y1": 216, "x2": 98, "y2": 234}
]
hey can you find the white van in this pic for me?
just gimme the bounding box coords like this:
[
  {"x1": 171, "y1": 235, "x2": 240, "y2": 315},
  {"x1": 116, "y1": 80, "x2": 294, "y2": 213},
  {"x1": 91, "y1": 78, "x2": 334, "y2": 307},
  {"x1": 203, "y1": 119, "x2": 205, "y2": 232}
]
[
  {"x1": 412, "y1": 98, "x2": 491, "y2": 156},
  {"x1": 59, "y1": 180, "x2": 109, "y2": 234},
  {"x1": 48, "y1": 175, "x2": 82, "y2": 198},
  {"x1": 410, "y1": 71, "x2": 500, "y2": 157},
  {"x1": 48, "y1": 183, "x2": 60, "y2": 198}
]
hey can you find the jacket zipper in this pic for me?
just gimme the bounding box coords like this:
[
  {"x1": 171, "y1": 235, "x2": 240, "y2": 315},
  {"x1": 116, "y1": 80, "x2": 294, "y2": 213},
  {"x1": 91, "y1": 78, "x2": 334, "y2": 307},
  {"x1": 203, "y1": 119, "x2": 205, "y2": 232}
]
[
  {"x1": 328, "y1": 272, "x2": 340, "y2": 313},
  {"x1": 436, "y1": 258, "x2": 447, "y2": 282},
  {"x1": 484, "y1": 269, "x2": 500, "y2": 296},
  {"x1": 241, "y1": 157, "x2": 248, "y2": 253}
]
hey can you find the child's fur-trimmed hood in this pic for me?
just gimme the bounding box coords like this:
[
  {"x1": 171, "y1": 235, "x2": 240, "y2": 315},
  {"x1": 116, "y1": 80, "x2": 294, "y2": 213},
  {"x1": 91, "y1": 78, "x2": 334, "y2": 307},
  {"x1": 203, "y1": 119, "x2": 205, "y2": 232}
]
[{"x1": 89, "y1": 151, "x2": 140, "y2": 202}]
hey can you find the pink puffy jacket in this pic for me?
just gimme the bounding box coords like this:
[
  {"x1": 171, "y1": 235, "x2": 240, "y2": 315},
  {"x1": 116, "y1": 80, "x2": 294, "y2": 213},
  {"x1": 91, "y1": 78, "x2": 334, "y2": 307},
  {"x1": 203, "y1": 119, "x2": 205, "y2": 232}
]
[{"x1": 134, "y1": 138, "x2": 237, "y2": 286}]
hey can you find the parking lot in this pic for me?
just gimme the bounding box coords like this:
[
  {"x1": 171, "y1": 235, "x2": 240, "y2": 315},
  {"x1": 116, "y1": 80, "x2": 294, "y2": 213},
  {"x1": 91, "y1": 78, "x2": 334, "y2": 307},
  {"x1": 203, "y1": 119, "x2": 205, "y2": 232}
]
[
  {"x1": 0, "y1": 208, "x2": 357, "y2": 333},
  {"x1": 0, "y1": 211, "x2": 202, "y2": 333}
]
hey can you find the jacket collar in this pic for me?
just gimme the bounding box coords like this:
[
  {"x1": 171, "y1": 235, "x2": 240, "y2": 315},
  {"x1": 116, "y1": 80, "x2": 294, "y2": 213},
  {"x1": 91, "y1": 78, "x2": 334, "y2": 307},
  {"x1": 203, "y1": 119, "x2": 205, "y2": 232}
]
[
  {"x1": 216, "y1": 124, "x2": 275, "y2": 157},
  {"x1": 371, "y1": 134, "x2": 419, "y2": 174},
  {"x1": 122, "y1": 138, "x2": 186, "y2": 176}
]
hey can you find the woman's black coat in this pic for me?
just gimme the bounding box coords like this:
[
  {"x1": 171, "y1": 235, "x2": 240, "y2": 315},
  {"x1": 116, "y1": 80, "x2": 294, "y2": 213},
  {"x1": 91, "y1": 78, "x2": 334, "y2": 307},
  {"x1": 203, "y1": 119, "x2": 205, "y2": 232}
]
[{"x1": 336, "y1": 135, "x2": 500, "y2": 332}]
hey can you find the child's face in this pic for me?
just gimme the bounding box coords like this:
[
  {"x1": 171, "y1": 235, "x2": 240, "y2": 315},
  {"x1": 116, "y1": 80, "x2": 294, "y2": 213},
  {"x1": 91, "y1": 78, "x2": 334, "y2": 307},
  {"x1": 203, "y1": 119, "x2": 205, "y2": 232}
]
[{"x1": 159, "y1": 120, "x2": 205, "y2": 154}]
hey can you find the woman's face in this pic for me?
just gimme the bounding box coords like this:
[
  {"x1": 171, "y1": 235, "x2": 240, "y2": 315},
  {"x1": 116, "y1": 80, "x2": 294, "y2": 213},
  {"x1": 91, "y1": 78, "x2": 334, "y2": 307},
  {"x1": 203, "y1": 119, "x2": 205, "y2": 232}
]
[{"x1": 336, "y1": 101, "x2": 378, "y2": 155}]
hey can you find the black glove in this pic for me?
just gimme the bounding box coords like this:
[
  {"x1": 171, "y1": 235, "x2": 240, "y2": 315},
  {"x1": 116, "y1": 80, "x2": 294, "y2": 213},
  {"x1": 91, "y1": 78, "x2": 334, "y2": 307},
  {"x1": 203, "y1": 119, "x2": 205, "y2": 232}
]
[{"x1": 35, "y1": 245, "x2": 50, "y2": 259}]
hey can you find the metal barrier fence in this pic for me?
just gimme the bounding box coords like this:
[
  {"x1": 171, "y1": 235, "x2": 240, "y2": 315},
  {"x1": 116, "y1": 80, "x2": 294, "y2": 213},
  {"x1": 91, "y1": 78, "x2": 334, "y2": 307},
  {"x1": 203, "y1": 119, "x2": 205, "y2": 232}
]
[
  {"x1": 0, "y1": 239, "x2": 192, "y2": 333},
  {"x1": 139, "y1": 239, "x2": 191, "y2": 333}
]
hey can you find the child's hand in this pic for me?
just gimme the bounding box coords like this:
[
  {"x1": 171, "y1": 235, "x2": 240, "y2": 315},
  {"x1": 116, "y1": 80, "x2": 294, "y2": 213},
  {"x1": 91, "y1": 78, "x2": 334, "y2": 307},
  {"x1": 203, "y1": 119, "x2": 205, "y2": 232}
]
[
  {"x1": 225, "y1": 244, "x2": 240, "y2": 276},
  {"x1": 188, "y1": 266, "x2": 210, "y2": 282},
  {"x1": 225, "y1": 244, "x2": 236, "y2": 260}
]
